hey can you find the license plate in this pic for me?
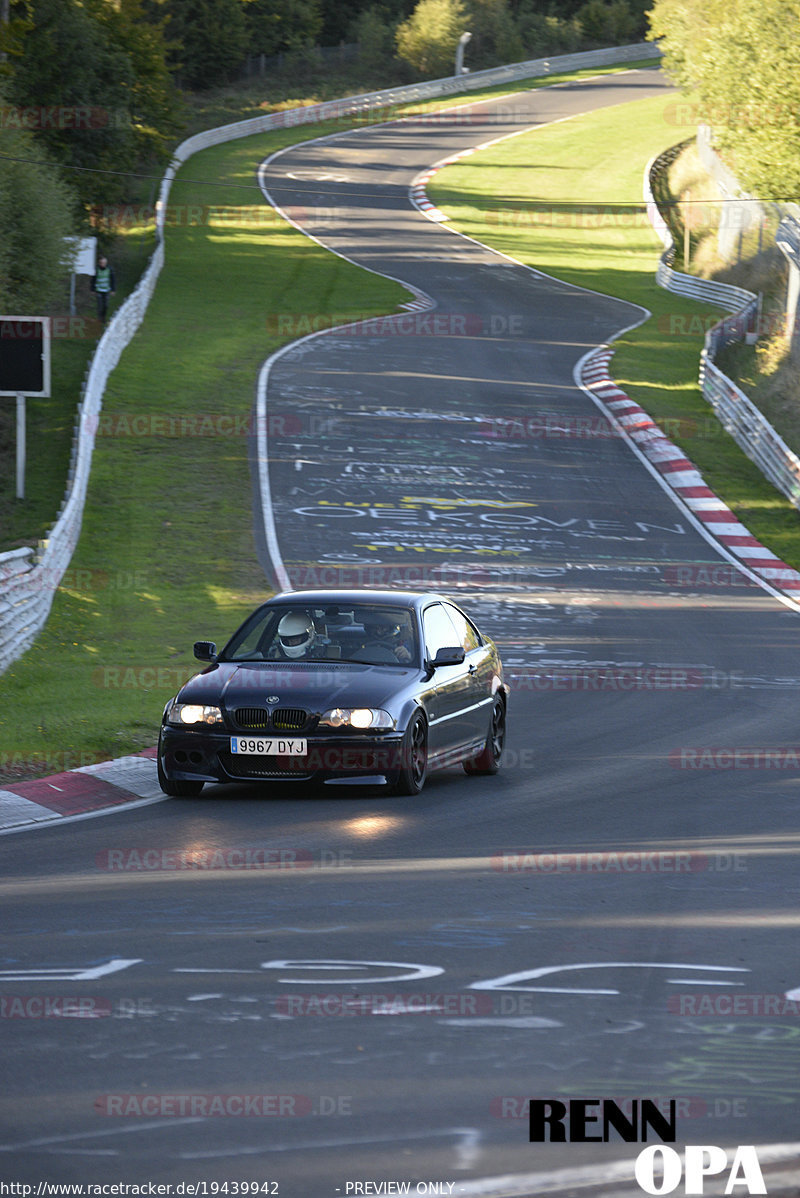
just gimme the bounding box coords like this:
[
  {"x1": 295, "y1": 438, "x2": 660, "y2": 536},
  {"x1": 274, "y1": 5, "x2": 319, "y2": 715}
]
[{"x1": 230, "y1": 737, "x2": 307, "y2": 756}]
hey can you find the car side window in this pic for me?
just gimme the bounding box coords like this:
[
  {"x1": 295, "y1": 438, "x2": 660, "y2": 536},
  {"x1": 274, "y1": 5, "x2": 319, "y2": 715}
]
[
  {"x1": 444, "y1": 603, "x2": 482, "y2": 652},
  {"x1": 226, "y1": 612, "x2": 272, "y2": 659},
  {"x1": 422, "y1": 604, "x2": 460, "y2": 660}
]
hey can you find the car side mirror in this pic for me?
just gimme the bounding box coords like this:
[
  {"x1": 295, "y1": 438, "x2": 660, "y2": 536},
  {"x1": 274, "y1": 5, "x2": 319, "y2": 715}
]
[
  {"x1": 193, "y1": 640, "x2": 217, "y2": 662},
  {"x1": 432, "y1": 645, "x2": 465, "y2": 667}
]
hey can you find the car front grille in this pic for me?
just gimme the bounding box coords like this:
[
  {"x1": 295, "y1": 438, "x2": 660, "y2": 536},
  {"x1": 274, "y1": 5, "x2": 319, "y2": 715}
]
[
  {"x1": 271, "y1": 707, "x2": 307, "y2": 730},
  {"x1": 232, "y1": 707, "x2": 309, "y2": 731},
  {"x1": 233, "y1": 707, "x2": 271, "y2": 730}
]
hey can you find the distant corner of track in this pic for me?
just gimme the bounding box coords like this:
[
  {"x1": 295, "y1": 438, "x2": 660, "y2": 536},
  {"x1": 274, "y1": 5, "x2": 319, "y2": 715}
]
[
  {"x1": 253, "y1": 84, "x2": 800, "y2": 616},
  {"x1": 406, "y1": 122, "x2": 800, "y2": 617}
]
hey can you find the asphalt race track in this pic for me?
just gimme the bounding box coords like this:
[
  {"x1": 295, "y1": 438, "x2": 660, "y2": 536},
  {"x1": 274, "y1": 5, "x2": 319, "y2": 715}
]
[{"x1": 2, "y1": 69, "x2": 800, "y2": 1197}]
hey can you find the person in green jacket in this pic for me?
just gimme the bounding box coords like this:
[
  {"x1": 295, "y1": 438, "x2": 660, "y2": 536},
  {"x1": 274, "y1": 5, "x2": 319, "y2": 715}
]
[{"x1": 91, "y1": 255, "x2": 116, "y2": 324}]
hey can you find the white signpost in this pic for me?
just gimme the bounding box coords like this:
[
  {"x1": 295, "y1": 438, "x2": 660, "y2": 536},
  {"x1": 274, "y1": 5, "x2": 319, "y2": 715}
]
[{"x1": 64, "y1": 235, "x2": 98, "y2": 316}]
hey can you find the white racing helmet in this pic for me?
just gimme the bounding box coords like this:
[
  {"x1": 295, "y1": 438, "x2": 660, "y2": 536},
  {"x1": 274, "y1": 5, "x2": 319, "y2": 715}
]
[{"x1": 277, "y1": 612, "x2": 314, "y2": 658}]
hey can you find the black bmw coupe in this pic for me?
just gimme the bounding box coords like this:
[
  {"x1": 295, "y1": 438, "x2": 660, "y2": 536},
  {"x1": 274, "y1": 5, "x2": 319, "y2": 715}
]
[{"x1": 157, "y1": 589, "x2": 508, "y2": 797}]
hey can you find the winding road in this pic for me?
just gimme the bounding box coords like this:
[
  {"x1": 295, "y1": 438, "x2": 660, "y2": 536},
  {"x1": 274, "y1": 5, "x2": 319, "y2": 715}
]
[{"x1": 2, "y1": 68, "x2": 800, "y2": 1197}]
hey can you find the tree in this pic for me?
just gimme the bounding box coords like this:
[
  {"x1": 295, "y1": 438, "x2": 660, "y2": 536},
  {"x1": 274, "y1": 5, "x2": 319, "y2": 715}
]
[
  {"x1": 89, "y1": 0, "x2": 183, "y2": 168},
  {"x1": 649, "y1": 0, "x2": 800, "y2": 197},
  {"x1": 243, "y1": 0, "x2": 322, "y2": 58},
  {"x1": 154, "y1": 0, "x2": 248, "y2": 89},
  {"x1": 511, "y1": 3, "x2": 582, "y2": 56},
  {"x1": 0, "y1": 84, "x2": 78, "y2": 311},
  {"x1": 466, "y1": 0, "x2": 524, "y2": 69},
  {"x1": 0, "y1": 0, "x2": 32, "y2": 70},
  {"x1": 576, "y1": 0, "x2": 635, "y2": 45},
  {"x1": 352, "y1": 5, "x2": 397, "y2": 70},
  {"x1": 395, "y1": 0, "x2": 468, "y2": 77},
  {"x1": 7, "y1": 0, "x2": 183, "y2": 205},
  {"x1": 647, "y1": 0, "x2": 720, "y2": 89},
  {"x1": 7, "y1": 0, "x2": 138, "y2": 205}
]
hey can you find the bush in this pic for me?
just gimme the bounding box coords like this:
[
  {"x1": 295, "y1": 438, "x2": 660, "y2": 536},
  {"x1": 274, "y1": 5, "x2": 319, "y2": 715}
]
[
  {"x1": 395, "y1": 0, "x2": 468, "y2": 77},
  {"x1": 466, "y1": 0, "x2": 525, "y2": 70},
  {"x1": 576, "y1": 0, "x2": 636, "y2": 46},
  {"x1": 0, "y1": 101, "x2": 78, "y2": 311},
  {"x1": 353, "y1": 6, "x2": 398, "y2": 69}
]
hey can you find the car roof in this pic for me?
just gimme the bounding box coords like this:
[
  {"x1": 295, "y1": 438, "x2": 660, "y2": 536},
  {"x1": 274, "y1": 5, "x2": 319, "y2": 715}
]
[{"x1": 265, "y1": 589, "x2": 451, "y2": 610}]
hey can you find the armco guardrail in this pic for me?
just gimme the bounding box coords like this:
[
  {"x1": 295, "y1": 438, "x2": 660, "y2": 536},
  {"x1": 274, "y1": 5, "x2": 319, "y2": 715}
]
[
  {"x1": 0, "y1": 41, "x2": 660, "y2": 676},
  {"x1": 700, "y1": 361, "x2": 800, "y2": 506},
  {"x1": 644, "y1": 147, "x2": 800, "y2": 509}
]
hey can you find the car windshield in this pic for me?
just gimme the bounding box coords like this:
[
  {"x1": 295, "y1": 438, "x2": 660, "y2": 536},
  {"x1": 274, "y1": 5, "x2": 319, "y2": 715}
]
[{"x1": 222, "y1": 603, "x2": 419, "y2": 667}]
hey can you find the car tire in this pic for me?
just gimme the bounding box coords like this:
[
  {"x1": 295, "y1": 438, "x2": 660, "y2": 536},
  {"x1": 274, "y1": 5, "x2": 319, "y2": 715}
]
[
  {"x1": 392, "y1": 711, "x2": 428, "y2": 795},
  {"x1": 464, "y1": 696, "x2": 506, "y2": 776},
  {"x1": 157, "y1": 746, "x2": 205, "y2": 798}
]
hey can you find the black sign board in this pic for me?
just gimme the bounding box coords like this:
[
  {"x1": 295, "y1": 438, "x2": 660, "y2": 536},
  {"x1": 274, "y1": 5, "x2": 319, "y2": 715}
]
[{"x1": 0, "y1": 316, "x2": 51, "y2": 396}]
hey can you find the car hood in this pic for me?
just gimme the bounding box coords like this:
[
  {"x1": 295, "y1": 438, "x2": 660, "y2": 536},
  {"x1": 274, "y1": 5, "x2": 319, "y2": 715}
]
[{"x1": 176, "y1": 660, "x2": 415, "y2": 713}]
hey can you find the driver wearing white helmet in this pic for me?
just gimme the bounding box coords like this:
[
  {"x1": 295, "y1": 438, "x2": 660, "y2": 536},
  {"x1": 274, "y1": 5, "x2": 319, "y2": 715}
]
[{"x1": 268, "y1": 612, "x2": 322, "y2": 660}]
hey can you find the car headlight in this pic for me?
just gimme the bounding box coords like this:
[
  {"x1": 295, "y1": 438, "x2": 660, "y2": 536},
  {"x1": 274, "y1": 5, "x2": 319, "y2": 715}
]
[
  {"x1": 167, "y1": 701, "x2": 224, "y2": 727},
  {"x1": 318, "y1": 707, "x2": 395, "y2": 731}
]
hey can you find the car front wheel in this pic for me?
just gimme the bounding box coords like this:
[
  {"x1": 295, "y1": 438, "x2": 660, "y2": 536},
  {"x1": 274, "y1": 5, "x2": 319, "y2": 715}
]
[
  {"x1": 392, "y1": 711, "x2": 428, "y2": 795},
  {"x1": 464, "y1": 696, "x2": 506, "y2": 775}
]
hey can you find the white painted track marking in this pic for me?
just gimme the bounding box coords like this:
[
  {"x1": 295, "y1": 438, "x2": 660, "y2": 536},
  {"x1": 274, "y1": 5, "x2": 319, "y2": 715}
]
[
  {"x1": 469, "y1": 962, "x2": 750, "y2": 994},
  {"x1": 0, "y1": 958, "x2": 142, "y2": 981}
]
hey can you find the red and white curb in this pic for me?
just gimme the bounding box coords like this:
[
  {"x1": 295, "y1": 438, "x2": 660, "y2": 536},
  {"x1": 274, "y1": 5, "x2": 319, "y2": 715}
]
[
  {"x1": 410, "y1": 146, "x2": 479, "y2": 222},
  {"x1": 0, "y1": 748, "x2": 163, "y2": 834},
  {"x1": 581, "y1": 346, "x2": 800, "y2": 597}
]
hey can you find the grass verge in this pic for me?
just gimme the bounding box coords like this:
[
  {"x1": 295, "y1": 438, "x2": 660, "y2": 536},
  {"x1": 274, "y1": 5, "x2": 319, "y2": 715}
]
[{"x1": 427, "y1": 92, "x2": 800, "y2": 569}]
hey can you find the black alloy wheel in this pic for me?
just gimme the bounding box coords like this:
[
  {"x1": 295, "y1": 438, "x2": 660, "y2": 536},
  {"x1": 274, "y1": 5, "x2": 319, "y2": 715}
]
[
  {"x1": 393, "y1": 711, "x2": 428, "y2": 795},
  {"x1": 464, "y1": 696, "x2": 506, "y2": 775}
]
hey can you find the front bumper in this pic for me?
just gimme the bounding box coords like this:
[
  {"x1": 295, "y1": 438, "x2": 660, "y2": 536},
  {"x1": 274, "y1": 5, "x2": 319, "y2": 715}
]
[{"x1": 159, "y1": 725, "x2": 406, "y2": 785}]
